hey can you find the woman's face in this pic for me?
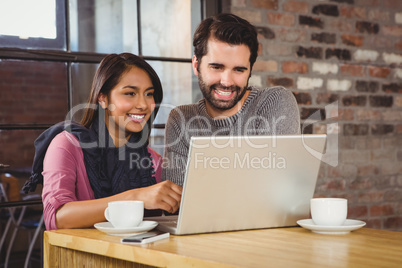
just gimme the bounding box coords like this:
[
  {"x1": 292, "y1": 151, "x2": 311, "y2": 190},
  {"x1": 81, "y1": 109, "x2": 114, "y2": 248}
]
[{"x1": 99, "y1": 66, "x2": 155, "y2": 138}]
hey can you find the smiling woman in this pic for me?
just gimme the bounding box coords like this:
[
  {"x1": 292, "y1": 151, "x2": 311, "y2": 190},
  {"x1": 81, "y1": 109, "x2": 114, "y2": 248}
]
[{"x1": 23, "y1": 53, "x2": 183, "y2": 230}]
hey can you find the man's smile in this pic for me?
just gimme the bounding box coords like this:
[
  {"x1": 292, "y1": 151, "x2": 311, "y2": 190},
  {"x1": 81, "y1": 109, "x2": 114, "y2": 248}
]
[{"x1": 213, "y1": 88, "x2": 235, "y2": 100}]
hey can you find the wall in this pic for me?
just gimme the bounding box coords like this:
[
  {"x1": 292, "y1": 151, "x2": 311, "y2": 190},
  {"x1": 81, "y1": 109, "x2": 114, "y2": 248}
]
[
  {"x1": 230, "y1": 0, "x2": 402, "y2": 231},
  {"x1": 0, "y1": 60, "x2": 68, "y2": 168}
]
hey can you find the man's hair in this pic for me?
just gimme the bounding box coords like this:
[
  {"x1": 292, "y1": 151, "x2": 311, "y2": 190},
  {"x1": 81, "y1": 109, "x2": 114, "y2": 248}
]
[{"x1": 193, "y1": 13, "x2": 259, "y2": 71}]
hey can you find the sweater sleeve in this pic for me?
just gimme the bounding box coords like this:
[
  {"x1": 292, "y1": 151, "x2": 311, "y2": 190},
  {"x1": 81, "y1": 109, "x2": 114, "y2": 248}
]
[
  {"x1": 41, "y1": 131, "x2": 94, "y2": 230},
  {"x1": 161, "y1": 108, "x2": 189, "y2": 186},
  {"x1": 147, "y1": 147, "x2": 162, "y2": 183}
]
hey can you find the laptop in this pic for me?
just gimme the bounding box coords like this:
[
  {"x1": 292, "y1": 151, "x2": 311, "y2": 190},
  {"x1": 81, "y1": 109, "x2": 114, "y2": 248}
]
[{"x1": 146, "y1": 134, "x2": 327, "y2": 235}]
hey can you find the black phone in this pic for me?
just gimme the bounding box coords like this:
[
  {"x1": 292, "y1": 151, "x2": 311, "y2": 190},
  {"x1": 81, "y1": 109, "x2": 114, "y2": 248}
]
[{"x1": 121, "y1": 230, "x2": 169, "y2": 244}]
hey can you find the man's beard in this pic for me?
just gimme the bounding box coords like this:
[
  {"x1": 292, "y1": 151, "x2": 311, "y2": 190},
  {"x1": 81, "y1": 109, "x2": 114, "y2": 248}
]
[{"x1": 198, "y1": 72, "x2": 248, "y2": 111}]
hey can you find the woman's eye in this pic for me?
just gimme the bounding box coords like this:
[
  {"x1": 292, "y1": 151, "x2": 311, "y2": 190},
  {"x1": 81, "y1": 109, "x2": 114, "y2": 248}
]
[
  {"x1": 125, "y1": 92, "x2": 135, "y2": 96},
  {"x1": 146, "y1": 92, "x2": 154, "y2": 97}
]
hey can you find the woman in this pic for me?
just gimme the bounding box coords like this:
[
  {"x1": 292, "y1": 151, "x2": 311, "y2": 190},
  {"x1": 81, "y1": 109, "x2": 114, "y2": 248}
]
[{"x1": 24, "y1": 53, "x2": 182, "y2": 230}]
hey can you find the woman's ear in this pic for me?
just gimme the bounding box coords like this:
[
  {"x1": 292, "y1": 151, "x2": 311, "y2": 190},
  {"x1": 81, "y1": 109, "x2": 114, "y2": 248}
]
[{"x1": 98, "y1": 94, "x2": 108, "y2": 109}]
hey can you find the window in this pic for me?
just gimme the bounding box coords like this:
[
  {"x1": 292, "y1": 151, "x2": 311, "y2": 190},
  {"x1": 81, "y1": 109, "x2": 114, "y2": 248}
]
[
  {"x1": 0, "y1": 0, "x2": 222, "y2": 171},
  {"x1": 0, "y1": 0, "x2": 66, "y2": 50}
]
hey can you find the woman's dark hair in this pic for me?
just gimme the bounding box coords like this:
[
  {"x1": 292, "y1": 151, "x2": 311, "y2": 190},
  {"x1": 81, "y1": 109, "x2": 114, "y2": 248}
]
[
  {"x1": 193, "y1": 13, "x2": 259, "y2": 71},
  {"x1": 80, "y1": 53, "x2": 163, "y2": 137}
]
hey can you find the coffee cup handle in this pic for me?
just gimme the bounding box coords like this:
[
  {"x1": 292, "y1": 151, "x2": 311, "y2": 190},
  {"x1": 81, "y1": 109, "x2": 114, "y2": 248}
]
[{"x1": 104, "y1": 207, "x2": 110, "y2": 222}]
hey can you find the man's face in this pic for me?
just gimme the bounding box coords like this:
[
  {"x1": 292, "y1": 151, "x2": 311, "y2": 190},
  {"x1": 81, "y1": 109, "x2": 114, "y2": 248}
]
[{"x1": 193, "y1": 38, "x2": 251, "y2": 118}]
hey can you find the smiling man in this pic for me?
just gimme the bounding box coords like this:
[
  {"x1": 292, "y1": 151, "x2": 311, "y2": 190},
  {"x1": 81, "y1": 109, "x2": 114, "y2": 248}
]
[{"x1": 162, "y1": 13, "x2": 300, "y2": 186}]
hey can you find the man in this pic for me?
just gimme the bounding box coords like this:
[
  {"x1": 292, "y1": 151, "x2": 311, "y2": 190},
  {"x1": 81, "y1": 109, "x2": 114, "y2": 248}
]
[{"x1": 162, "y1": 13, "x2": 300, "y2": 186}]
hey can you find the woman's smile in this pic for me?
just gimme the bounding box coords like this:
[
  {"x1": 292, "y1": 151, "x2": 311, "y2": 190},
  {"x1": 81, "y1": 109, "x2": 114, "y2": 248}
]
[{"x1": 127, "y1": 113, "x2": 146, "y2": 123}]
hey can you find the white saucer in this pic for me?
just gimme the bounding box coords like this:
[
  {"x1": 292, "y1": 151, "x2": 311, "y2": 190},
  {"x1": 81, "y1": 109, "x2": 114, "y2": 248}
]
[
  {"x1": 297, "y1": 219, "x2": 366, "y2": 235},
  {"x1": 94, "y1": 221, "x2": 158, "y2": 236}
]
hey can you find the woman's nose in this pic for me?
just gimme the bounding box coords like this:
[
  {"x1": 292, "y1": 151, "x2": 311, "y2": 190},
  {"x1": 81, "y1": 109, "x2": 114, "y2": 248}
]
[{"x1": 135, "y1": 95, "x2": 148, "y2": 110}]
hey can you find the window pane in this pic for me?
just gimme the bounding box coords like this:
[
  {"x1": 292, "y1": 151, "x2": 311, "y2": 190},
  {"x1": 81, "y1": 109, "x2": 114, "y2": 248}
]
[
  {"x1": 141, "y1": 0, "x2": 192, "y2": 58},
  {"x1": 69, "y1": 0, "x2": 139, "y2": 54},
  {"x1": 147, "y1": 61, "x2": 193, "y2": 156},
  {"x1": 0, "y1": 60, "x2": 68, "y2": 125},
  {"x1": 70, "y1": 62, "x2": 99, "y2": 122},
  {"x1": 147, "y1": 61, "x2": 193, "y2": 124},
  {"x1": 0, "y1": 129, "x2": 43, "y2": 169},
  {"x1": 0, "y1": 0, "x2": 56, "y2": 38},
  {"x1": 0, "y1": 0, "x2": 66, "y2": 50}
]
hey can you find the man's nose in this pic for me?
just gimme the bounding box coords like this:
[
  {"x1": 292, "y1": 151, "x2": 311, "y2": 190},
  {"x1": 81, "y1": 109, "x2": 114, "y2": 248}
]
[{"x1": 220, "y1": 71, "x2": 234, "y2": 87}]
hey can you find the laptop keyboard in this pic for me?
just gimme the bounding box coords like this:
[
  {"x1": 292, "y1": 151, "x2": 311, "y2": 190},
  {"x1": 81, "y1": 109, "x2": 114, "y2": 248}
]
[{"x1": 159, "y1": 220, "x2": 177, "y2": 227}]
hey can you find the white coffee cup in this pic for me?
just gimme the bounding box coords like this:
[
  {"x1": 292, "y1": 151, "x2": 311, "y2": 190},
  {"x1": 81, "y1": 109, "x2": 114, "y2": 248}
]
[
  {"x1": 104, "y1": 200, "x2": 144, "y2": 228},
  {"x1": 310, "y1": 198, "x2": 347, "y2": 226}
]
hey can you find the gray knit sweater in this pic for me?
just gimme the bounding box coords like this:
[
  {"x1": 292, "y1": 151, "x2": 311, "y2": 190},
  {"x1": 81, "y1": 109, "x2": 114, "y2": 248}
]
[{"x1": 161, "y1": 86, "x2": 300, "y2": 186}]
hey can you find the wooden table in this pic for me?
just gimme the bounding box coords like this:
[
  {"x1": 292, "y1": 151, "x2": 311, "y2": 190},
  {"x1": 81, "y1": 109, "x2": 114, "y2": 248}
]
[{"x1": 44, "y1": 227, "x2": 402, "y2": 268}]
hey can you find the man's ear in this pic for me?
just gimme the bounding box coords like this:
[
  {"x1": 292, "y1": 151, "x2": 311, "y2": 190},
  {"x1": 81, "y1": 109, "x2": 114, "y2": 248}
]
[
  {"x1": 192, "y1": 55, "x2": 199, "y2": 77},
  {"x1": 98, "y1": 93, "x2": 108, "y2": 109}
]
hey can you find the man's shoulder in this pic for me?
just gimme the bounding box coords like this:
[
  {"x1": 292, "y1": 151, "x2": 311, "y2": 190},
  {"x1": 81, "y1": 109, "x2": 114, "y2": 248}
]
[
  {"x1": 252, "y1": 86, "x2": 294, "y2": 102},
  {"x1": 253, "y1": 86, "x2": 290, "y2": 95},
  {"x1": 169, "y1": 102, "x2": 200, "y2": 119},
  {"x1": 244, "y1": 86, "x2": 297, "y2": 116},
  {"x1": 173, "y1": 102, "x2": 199, "y2": 110}
]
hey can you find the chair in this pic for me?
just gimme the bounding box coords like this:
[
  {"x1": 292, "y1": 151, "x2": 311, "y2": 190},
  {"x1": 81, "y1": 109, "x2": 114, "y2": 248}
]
[{"x1": 0, "y1": 173, "x2": 44, "y2": 268}]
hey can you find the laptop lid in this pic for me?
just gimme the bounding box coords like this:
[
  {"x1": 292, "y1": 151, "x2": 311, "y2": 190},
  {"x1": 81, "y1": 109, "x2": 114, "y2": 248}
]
[{"x1": 154, "y1": 134, "x2": 326, "y2": 235}]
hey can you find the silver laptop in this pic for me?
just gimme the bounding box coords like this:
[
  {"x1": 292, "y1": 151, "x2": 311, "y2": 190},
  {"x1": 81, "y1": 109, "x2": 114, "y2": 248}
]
[{"x1": 146, "y1": 134, "x2": 327, "y2": 235}]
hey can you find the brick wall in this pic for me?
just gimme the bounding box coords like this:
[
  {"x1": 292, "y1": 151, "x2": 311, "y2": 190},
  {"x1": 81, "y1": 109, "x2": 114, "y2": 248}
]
[
  {"x1": 0, "y1": 60, "x2": 68, "y2": 168},
  {"x1": 231, "y1": 0, "x2": 402, "y2": 231}
]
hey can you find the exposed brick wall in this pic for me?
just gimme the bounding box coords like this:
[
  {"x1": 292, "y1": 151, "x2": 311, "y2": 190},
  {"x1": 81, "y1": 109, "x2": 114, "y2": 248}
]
[
  {"x1": 231, "y1": 0, "x2": 402, "y2": 231},
  {"x1": 0, "y1": 60, "x2": 68, "y2": 169},
  {"x1": 0, "y1": 60, "x2": 68, "y2": 125},
  {"x1": 0, "y1": 129, "x2": 45, "y2": 168}
]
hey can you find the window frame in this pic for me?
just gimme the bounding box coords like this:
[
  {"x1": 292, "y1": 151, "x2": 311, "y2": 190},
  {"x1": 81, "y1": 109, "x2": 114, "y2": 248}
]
[{"x1": 0, "y1": 0, "x2": 222, "y2": 131}]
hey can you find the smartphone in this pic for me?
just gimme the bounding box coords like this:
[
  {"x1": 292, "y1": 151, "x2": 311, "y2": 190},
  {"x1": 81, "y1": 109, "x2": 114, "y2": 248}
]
[{"x1": 121, "y1": 230, "x2": 170, "y2": 244}]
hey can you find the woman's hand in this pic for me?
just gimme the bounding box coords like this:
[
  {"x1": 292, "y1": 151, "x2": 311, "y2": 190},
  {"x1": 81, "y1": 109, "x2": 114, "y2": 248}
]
[
  {"x1": 134, "y1": 181, "x2": 182, "y2": 213},
  {"x1": 55, "y1": 181, "x2": 182, "y2": 229}
]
